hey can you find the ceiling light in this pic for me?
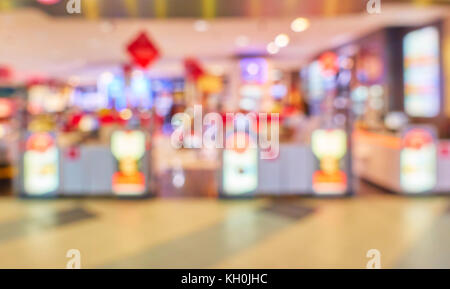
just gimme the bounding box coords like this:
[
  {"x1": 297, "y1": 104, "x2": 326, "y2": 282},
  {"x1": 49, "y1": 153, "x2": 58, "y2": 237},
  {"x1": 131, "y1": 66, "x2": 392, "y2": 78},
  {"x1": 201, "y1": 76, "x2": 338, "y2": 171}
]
[
  {"x1": 274, "y1": 34, "x2": 290, "y2": 47},
  {"x1": 267, "y1": 42, "x2": 279, "y2": 55},
  {"x1": 194, "y1": 20, "x2": 209, "y2": 32},
  {"x1": 291, "y1": 17, "x2": 310, "y2": 32}
]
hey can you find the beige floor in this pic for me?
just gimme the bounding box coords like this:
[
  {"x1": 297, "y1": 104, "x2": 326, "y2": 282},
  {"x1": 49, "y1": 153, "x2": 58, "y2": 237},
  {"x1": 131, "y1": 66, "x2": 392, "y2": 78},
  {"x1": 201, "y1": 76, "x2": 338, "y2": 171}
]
[{"x1": 0, "y1": 183, "x2": 448, "y2": 268}]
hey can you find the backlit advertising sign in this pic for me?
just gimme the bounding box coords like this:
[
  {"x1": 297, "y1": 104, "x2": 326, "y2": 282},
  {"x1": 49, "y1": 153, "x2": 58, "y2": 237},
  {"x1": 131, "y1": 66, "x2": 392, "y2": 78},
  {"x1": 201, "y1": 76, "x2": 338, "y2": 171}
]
[
  {"x1": 23, "y1": 132, "x2": 59, "y2": 195},
  {"x1": 111, "y1": 130, "x2": 147, "y2": 196},
  {"x1": 400, "y1": 126, "x2": 437, "y2": 193},
  {"x1": 222, "y1": 132, "x2": 258, "y2": 196},
  {"x1": 403, "y1": 26, "x2": 440, "y2": 117},
  {"x1": 311, "y1": 129, "x2": 347, "y2": 195}
]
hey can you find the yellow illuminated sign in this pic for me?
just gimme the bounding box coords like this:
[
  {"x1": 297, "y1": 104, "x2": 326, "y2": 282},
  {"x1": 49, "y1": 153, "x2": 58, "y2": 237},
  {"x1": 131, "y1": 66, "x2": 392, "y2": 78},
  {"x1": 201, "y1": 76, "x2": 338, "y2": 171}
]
[
  {"x1": 311, "y1": 129, "x2": 347, "y2": 195},
  {"x1": 111, "y1": 130, "x2": 146, "y2": 196}
]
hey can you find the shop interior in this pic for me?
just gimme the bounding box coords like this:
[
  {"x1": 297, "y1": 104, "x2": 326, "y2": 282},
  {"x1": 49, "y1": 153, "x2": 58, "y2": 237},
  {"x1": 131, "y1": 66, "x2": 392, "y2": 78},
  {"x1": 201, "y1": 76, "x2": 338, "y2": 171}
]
[{"x1": 0, "y1": 0, "x2": 449, "y2": 269}]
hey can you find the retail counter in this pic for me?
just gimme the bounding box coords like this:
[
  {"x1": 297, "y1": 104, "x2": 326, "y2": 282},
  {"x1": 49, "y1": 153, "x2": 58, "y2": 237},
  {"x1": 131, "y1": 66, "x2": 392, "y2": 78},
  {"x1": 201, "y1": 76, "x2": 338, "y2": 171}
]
[
  {"x1": 353, "y1": 130, "x2": 450, "y2": 194},
  {"x1": 221, "y1": 130, "x2": 352, "y2": 198},
  {"x1": 256, "y1": 144, "x2": 314, "y2": 195},
  {"x1": 16, "y1": 130, "x2": 151, "y2": 198}
]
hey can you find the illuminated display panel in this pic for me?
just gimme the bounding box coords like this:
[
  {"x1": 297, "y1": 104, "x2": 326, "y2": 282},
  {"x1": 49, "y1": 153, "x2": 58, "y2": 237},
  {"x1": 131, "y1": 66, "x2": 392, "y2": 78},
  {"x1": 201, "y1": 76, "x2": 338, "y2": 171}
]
[
  {"x1": 400, "y1": 127, "x2": 437, "y2": 193},
  {"x1": 71, "y1": 90, "x2": 108, "y2": 112},
  {"x1": 403, "y1": 26, "x2": 440, "y2": 117},
  {"x1": 108, "y1": 76, "x2": 126, "y2": 111},
  {"x1": 239, "y1": 58, "x2": 268, "y2": 111},
  {"x1": 130, "y1": 72, "x2": 152, "y2": 109},
  {"x1": 311, "y1": 129, "x2": 347, "y2": 195},
  {"x1": 239, "y1": 58, "x2": 268, "y2": 84},
  {"x1": 111, "y1": 130, "x2": 147, "y2": 196},
  {"x1": 28, "y1": 86, "x2": 70, "y2": 114},
  {"x1": 308, "y1": 61, "x2": 324, "y2": 101},
  {"x1": 222, "y1": 132, "x2": 258, "y2": 195},
  {"x1": 24, "y1": 132, "x2": 59, "y2": 195}
]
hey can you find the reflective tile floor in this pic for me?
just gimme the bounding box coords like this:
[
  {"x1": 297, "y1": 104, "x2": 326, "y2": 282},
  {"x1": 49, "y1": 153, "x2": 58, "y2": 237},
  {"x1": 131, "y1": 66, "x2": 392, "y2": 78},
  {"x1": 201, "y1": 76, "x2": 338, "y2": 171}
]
[{"x1": 0, "y1": 181, "x2": 448, "y2": 268}]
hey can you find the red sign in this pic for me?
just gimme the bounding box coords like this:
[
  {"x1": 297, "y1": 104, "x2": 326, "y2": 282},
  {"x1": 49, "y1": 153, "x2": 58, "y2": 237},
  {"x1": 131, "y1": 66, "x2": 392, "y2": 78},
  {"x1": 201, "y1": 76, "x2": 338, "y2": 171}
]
[{"x1": 127, "y1": 32, "x2": 160, "y2": 69}]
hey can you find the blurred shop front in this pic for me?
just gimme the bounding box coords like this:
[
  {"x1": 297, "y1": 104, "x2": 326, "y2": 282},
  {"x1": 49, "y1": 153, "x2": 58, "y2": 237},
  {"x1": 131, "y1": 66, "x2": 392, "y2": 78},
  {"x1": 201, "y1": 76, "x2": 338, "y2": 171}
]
[
  {"x1": 1, "y1": 1, "x2": 450, "y2": 199},
  {"x1": 10, "y1": 42, "x2": 355, "y2": 199},
  {"x1": 7, "y1": 26, "x2": 450, "y2": 198},
  {"x1": 298, "y1": 18, "x2": 450, "y2": 196}
]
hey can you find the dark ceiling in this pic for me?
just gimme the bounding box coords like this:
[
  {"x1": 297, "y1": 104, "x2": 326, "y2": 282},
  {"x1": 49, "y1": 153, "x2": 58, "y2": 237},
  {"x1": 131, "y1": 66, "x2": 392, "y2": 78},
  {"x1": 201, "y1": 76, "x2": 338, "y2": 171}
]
[
  {"x1": 1, "y1": 0, "x2": 447, "y2": 19},
  {"x1": 1, "y1": 0, "x2": 369, "y2": 18}
]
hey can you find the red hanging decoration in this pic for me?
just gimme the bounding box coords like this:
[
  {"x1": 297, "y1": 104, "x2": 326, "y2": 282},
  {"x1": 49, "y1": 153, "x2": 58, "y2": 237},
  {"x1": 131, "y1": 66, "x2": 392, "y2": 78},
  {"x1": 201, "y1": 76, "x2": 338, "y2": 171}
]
[
  {"x1": 184, "y1": 58, "x2": 204, "y2": 80},
  {"x1": 127, "y1": 31, "x2": 160, "y2": 69}
]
